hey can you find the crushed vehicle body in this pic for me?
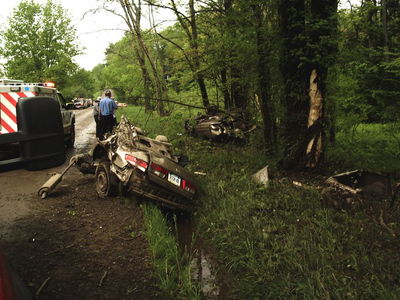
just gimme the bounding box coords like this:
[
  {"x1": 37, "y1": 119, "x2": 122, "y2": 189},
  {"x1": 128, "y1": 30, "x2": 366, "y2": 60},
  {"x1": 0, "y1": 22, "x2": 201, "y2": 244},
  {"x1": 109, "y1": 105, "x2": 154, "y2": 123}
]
[
  {"x1": 79, "y1": 116, "x2": 197, "y2": 211},
  {"x1": 185, "y1": 106, "x2": 256, "y2": 141}
]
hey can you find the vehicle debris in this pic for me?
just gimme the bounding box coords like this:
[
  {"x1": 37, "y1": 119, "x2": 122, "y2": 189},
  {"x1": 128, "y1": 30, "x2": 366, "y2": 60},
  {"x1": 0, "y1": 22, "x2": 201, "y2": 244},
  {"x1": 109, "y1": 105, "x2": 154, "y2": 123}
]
[
  {"x1": 38, "y1": 116, "x2": 197, "y2": 211},
  {"x1": 35, "y1": 276, "x2": 51, "y2": 299},
  {"x1": 38, "y1": 155, "x2": 83, "y2": 199},
  {"x1": 194, "y1": 171, "x2": 207, "y2": 176},
  {"x1": 98, "y1": 271, "x2": 108, "y2": 288},
  {"x1": 252, "y1": 165, "x2": 269, "y2": 186},
  {"x1": 325, "y1": 170, "x2": 400, "y2": 208},
  {"x1": 184, "y1": 106, "x2": 256, "y2": 141},
  {"x1": 326, "y1": 170, "x2": 392, "y2": 198}
]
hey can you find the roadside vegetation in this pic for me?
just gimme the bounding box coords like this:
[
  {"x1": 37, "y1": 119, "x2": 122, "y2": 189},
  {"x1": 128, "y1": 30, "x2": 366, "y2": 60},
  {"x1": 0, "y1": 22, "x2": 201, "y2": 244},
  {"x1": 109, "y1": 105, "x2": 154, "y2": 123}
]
[
  {"x1": 119, "y1": 106, "x2": 400, "y2": 298},
  {"x1": 141, "y1": 203, "x2": 200, "y2": 299},
  {"x1": 2, "y1": 0, "x2": 399, "y2": 298}
]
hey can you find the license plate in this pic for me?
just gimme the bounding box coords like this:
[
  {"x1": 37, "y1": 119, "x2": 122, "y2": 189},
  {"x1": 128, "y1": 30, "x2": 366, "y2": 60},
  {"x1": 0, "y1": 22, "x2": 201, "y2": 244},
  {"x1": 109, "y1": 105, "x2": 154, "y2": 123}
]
[{"x1": 168, "y1": 173, "x2": 181, "y2": 186}]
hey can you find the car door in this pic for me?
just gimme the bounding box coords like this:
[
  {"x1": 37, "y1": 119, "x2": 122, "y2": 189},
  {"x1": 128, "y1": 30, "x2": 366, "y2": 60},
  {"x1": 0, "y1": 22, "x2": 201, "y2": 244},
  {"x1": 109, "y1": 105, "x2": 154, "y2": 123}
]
[{"x1": 55, "y1": 93, "x2": 73, "y2": 135}]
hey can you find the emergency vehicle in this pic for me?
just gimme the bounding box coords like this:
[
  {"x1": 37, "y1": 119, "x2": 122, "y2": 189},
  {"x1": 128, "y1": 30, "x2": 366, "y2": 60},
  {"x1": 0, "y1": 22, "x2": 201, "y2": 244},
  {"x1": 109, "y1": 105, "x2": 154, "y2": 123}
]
[{"x1": 0, "y1": 79, "x2": 75, "y2": 170}]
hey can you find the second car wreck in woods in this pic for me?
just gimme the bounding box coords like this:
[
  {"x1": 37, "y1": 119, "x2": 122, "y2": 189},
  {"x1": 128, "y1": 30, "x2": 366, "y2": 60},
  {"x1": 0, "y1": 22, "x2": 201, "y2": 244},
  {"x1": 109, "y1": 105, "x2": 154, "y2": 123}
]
[
  {"x1": 184, "y1": 106, "x2": 256, "y2": 142},
  {"x1": 39, "y1": 116, "x2": 197, "y2": 211}
]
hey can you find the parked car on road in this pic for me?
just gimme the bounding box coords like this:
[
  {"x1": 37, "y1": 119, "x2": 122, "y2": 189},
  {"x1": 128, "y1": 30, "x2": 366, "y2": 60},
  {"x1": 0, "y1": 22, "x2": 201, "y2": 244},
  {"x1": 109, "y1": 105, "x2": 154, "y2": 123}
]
[{"x1": 72, "y1": 98, "x2": 88, "y2": 109}]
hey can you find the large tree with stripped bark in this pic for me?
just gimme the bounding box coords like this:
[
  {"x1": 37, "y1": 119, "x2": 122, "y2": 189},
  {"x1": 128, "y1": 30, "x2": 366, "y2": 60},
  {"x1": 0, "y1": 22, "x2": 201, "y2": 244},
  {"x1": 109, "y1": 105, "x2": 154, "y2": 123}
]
[{"x1": 279, "y1": 0, "x2": 338, "y2": 169}]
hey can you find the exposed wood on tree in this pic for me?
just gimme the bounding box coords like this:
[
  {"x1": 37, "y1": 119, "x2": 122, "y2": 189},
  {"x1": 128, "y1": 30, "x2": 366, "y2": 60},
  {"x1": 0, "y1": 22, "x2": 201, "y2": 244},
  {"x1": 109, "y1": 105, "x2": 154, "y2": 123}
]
[
  {"x1": 280, "y1": 0, "x2": 337, "y2": 170},
  {"x1": 306, "y1": 69, "x2": 324, "y2": 168}
]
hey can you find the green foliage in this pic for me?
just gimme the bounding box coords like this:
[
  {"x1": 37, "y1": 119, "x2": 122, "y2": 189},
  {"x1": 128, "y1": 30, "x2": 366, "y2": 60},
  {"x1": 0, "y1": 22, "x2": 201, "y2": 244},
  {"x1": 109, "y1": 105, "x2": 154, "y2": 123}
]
[
  {"x1": 142, "y1": 203, "x2": 200, "y2": 299},
  {"x1": 120, "y1": 106, "x2": 400, "y2": 298},
  {"x1": 0, "y1": 0, "x2": 81, "y2": 83},
  {"x1": 61, "y1": 68, "x2": 96, "y2": 100},
  {"x1": 101, "y1": 36, "x2": 144, "y2": 102},
  {"x1": 326, "y1": 122, "x2": 400, "y2": 173},
  {"x1": 332, "y1": 4, "x2": 400, "y2": 124}
]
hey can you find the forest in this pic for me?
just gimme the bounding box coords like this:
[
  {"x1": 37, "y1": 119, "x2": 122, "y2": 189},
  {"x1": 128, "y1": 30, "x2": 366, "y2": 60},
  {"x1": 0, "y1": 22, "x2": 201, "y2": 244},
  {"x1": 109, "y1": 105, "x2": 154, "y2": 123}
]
[
  {"x1": 1, "y1": 0, "x2": 399, "y2": 298},
  {"x1": 92, "y1": 0, "x2": 398, "y2": 171}
]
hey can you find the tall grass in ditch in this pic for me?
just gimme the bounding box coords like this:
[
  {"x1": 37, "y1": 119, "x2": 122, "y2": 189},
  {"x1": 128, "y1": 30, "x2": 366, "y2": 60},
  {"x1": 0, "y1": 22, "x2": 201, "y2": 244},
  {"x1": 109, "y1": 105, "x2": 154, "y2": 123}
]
[
  {"x1": 118, "y1": 106, "x2": 400, "y2": 298},
  {"x1": 142, "y1": 203, "x2": 200, "y2": 299}
]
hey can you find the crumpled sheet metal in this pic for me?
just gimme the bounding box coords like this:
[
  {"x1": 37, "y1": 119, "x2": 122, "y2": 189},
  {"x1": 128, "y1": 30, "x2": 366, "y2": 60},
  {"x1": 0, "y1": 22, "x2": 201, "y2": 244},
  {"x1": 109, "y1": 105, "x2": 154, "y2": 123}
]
[
  {"x1": 326, "y1": 170, "x2": 392, "y2": 198},
  {"x1": 186, "y1": 108, "x2": 256, "y2": 140}
]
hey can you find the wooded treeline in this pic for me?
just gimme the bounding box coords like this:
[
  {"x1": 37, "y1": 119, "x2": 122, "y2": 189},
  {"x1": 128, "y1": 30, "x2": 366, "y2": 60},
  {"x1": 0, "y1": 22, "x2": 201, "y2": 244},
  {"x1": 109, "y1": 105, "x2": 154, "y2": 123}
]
[
  {"x1": 1, "y1": 0, "x2": 399, "y2": 170},
  {"x1": 92, "y1": 0, "x2": 399, "y2": 170}
]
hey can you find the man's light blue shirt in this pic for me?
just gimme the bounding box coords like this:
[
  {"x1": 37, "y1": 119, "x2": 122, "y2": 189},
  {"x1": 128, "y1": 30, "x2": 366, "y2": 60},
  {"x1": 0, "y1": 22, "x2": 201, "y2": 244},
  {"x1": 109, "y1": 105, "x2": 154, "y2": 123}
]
[{"x1": 99, "y1": 97, "x2": 117, "y2": 116}]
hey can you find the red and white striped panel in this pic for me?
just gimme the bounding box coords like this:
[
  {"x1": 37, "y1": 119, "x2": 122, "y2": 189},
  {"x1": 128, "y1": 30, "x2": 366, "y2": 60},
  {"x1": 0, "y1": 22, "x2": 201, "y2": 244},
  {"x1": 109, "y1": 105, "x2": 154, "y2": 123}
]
[{"x1": 0, "y1": 92, "x2": 36, "y2": 134}]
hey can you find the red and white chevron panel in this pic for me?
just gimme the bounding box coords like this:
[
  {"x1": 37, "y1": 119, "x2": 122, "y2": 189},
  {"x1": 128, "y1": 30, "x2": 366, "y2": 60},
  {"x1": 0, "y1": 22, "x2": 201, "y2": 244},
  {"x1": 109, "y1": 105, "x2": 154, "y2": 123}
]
[{"x1": 0, "y1": 92, "x2": 36, "y2": 134}]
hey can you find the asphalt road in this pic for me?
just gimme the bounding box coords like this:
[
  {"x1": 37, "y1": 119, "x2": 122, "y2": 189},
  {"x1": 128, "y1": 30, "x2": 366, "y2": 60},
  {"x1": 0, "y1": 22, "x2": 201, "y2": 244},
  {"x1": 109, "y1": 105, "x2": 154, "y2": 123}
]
[{"x1": 0, "y1": 108, "x2": 95, "y2": 237}]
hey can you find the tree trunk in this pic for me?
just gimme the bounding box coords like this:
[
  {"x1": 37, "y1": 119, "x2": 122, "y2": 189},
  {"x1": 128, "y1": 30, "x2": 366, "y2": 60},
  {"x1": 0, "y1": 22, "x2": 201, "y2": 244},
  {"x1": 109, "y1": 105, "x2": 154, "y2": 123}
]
[
  {"x1": 223, "y1": 0, "x2": 247, "y2": 110},
  {"x1": 304, "y1": 0, "x2": 338, "y2": 169},
  {"x1": 118, "y1": 0, "x2": 166, "y2": 115},
  {"x1": 382, "y1": 0, "x2": 389, "y2": 61},
  {"x1": 253, "y1": 3, "x2": 274, "y2": 150},
  {"x1": 132, "y1": 40, "x2": 152, "y2": 111},
  {"x1": 220, "y1": 69, "x2": 231, "y2": 109},
  {"x1": 279, "y1": 0, "x2": 309, "y2": 169},
  {"x1": 189, "y1": 0, "x2": 209, "y2": 107},
  {"x1": 305, "y1": 69, "x2": 324, "y2": 168}
]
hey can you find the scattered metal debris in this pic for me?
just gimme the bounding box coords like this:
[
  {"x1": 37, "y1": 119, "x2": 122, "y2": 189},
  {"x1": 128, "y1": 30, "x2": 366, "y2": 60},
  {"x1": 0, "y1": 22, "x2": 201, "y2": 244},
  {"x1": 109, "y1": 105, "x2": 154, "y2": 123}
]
[
  {"x1": 184, "y1": 106, "x2": 256, "y2": 141},
  {"x1": 324, "y1": 170, "x2": 400, "y2": 209},
  {"x1": 194, "y1": 171, "x2": 207, "y2": 176},
  {"x1": 38, "y1": 155, "x2": 84, "y2": 199},
  {"x1": 98, "y1": 271, "x2": 108, "y2": 288},
  {"x1": 252, "y1": 165, "x2": 269, "y2": 186},
  {"x1": 35, "y1": 277, "x2": 51, "y2": 299},
  {"x1": 326, "y1": 170, "x2": 392, "y2": 198}
]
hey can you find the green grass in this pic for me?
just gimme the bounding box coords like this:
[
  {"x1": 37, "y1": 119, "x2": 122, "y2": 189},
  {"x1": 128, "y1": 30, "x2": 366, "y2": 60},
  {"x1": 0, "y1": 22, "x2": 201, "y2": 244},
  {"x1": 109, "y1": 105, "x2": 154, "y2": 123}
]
[
  {"x1": 141, "y1": 203, "x2": 200, "y2": 299},
  {"x1": 327, "y1": 123, "x2": 400, "y2": 174},
  {"x1": 118, "y1": 106, "x2": 400, "y2": 299}
]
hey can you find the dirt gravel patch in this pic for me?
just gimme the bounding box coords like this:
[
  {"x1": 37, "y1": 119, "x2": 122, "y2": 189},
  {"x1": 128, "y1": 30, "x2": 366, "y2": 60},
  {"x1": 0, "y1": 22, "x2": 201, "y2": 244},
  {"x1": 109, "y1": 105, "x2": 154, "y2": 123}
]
[{"x1": 1, "y1": 168, "x2": 158, "y2": 299}]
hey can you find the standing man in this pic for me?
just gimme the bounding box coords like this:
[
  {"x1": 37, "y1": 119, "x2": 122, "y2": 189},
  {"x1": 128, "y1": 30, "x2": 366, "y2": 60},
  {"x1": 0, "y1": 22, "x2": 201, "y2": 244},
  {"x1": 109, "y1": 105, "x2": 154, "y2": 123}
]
[
  {"x1": 99, "y1": 90, "x2": 117, "y2": 140},
  {"x1": 93, "y1": 97, "x2": 101, "y2": 139}
]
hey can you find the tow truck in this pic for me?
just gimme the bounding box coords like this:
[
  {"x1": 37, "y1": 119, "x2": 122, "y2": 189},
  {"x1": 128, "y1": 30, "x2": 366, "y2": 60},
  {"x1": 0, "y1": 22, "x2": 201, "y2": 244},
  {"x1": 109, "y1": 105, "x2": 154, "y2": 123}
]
[{"x1": 0, "y1": 79, "x2": 75, "y2": 170}]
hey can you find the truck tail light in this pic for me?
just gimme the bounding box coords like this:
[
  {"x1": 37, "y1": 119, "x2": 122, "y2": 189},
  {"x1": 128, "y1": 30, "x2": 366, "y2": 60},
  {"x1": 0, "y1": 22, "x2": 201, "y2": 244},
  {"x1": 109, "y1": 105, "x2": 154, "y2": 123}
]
[
  {"x1": 182, "y1": 179, "x2": 196, "y2": 194},
  {"x1": 149, "y1": 162, "x2": 168, "y2": 179},
  {"x1": 125, "y1": 154, "x2": 148, "y2": 172}
]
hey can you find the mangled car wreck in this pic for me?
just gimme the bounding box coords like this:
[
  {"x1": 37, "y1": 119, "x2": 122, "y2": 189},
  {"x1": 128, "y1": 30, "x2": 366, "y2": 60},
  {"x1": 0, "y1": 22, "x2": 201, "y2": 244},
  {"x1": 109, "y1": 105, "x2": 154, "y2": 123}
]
[
  {"x1": 39, "y1": 116, "x2": 197, "y2": 211},
  {"x1": 184, "y1": 106, "x2": 256, "y2": 141}
]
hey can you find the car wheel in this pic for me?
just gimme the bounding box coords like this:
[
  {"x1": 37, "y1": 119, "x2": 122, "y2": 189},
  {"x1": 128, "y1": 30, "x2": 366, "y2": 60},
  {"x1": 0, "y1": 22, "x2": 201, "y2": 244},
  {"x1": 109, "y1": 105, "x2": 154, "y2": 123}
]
[
  {"x1": 66, "y1": 123, "x2": 75, "y2": 148},
  {"x1": 95, "y1": 160, "x2": 117, "y2": 197}
]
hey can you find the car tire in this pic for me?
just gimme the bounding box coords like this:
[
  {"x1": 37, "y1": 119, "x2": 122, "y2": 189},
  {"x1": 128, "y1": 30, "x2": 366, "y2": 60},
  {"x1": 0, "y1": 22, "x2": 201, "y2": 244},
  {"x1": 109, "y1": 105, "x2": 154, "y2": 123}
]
[
  {"x1": 95, "y1": 160, "x2": 117, "y2": 197},
  {"x1": 66, "y1": 123, "x2": 75, "y2": 148}
]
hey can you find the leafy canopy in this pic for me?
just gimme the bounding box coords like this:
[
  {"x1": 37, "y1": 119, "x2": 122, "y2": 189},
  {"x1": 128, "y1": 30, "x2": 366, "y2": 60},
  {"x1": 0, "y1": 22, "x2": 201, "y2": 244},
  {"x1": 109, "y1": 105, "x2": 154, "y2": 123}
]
[{"x1": 0, "y1": 0, "x2": 81, "y2": 83}]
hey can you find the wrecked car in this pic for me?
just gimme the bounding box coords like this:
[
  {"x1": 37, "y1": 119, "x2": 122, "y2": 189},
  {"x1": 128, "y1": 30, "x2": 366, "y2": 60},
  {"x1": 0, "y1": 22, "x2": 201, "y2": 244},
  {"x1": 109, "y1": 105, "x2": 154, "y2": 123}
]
[
  {"x1": 79, "y1": 116, "x2": 197, "y2": 211},
  {"x1": 184, "y1": 106, "x2": 256, "y2": 141}
]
